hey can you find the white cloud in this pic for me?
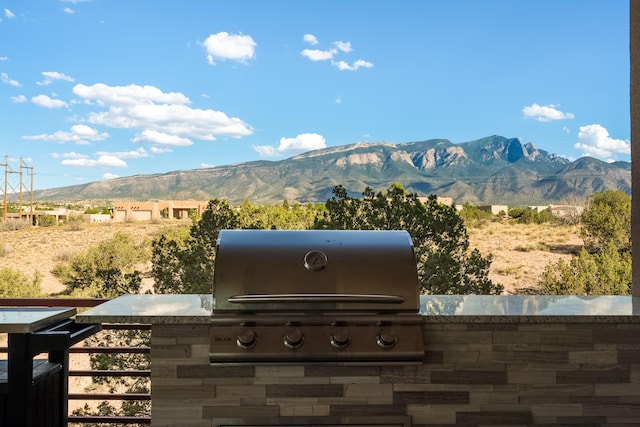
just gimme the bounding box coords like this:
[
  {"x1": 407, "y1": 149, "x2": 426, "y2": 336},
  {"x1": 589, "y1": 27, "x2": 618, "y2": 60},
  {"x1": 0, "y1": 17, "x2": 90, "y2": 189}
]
[
  {"x1": 333, "y1": 59, "x2": 374, "y2": 71},
  {"x1": 522, "y1": 103, "x2": 575, "y2": 122},
  {"x1": 22, "y1": 124, "x2": 109, "y2": 144},
  {"x1": 102, "y1": 173, "x2": 119, "y2": 180},
  {"x1": 0, "y1": 56, "x2": 8, "y2": 61},
  {"x1": 63, "y1": 8, "x2": 75, "y2": 14},
  {"x1": 574, "y1": 124, "x2": 630, "y2": 159},
  {"x1": 32, "y1": 94, "x2": 69, "y2": 109},
  {"x1": 303, "y1": 34, "x2": 318, "y2": 45},
  {"x1": 73, "y1": 83, "x2": 252, "y2": 140},
  {"x1": 97, "y1": 147, "x2": 148, "y2": 159},
  {"x1": 132, "y1": 130, "x2": 193, "y2": 146},
  {"x1": 254, "y1": 133, "x2": 326, "y2": 157},
  {"x1": 333, "y1": 41, "x2": 352, "y2": 53},
  {"x1": 4, "y1": 9, "x2": 15, "y2": 19},
  {"x1": 1, "y1": 72, "x2": 21, "y2": 87},
  {"x1": 200, "y1": 162, "x2": 215, "y2": 168},
  {"x1": 37, "y1": 81, "x2": 253, "y2": 171},
  {"x1": 61, "y1": 155, "x2": 127, "y2": 168},
  {"x1": 51, "y1": 152, "x2": 85, "y2": 159},
  {"x1": 38, "y1": 71, "x2": 75, "y2": 86},
  {"x1": 201, "y1": 32, "x2": 256, "y2": 65},
  {"x1": 301, "y1": 37, "x2": 373, "y2": 71},
  {"x1": 253, "y1": 145, "x2": 277, "y2": 157},
  {"x1": 60, "y1": 148, "x2": 147, "y2": 170},
  {"x1": 150, "y1": 146, "x2": 172, "y2": 154},
  {"x1": 73, "y1": 83, "x2": 190, "y2": 105},
  {"x1": 11, "y1": 95, "x2": 27, "y2": 103},
  {"x1": 301, "y1": 48, "x2": 336, "y2": 61}
]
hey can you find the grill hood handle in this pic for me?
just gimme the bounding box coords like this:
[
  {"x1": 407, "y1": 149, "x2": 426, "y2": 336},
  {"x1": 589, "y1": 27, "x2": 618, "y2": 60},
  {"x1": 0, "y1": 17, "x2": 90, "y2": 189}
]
[{"x1": 227, "y1": 294, "x2": 405, "y2": 304}]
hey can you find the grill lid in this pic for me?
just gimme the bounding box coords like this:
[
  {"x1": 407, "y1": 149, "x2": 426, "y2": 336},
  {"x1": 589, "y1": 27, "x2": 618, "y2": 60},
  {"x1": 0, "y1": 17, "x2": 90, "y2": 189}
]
[{"x1": 212, "y1": 229, "x2": 420, "y2": 313}]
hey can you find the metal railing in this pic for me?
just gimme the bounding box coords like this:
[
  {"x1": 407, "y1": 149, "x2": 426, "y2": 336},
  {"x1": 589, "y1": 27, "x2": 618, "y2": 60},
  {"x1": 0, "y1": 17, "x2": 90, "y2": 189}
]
[{"x1": 0, "y1": 298, "x2": 151, "y2": 425}]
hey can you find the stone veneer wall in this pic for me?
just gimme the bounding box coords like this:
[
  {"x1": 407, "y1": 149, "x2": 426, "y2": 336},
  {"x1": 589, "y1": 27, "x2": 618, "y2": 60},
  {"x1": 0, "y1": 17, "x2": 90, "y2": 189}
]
[{"x1": 150, "y1": 320, "x2": 640, "y2": 427}]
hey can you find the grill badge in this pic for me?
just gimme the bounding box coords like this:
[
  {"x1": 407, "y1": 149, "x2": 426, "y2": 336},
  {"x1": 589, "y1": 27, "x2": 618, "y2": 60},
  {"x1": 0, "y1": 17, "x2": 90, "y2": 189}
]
[{"x1": 303, "y1": 250, "x2": 328, "y2": 272}]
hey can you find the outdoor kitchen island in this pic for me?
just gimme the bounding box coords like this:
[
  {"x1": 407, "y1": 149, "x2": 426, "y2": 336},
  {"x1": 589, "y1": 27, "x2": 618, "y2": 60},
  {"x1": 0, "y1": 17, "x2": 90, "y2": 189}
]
[{"x1": 76, "y1": 294, "x2": 640, "y2": 427}]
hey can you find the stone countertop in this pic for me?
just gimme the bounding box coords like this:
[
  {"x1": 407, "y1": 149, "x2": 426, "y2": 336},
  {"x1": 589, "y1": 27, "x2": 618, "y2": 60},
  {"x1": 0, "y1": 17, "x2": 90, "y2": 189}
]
[
  {"x1": 421, "y1": 294, "x2": 640, "y2": 322},
  {"x1": 76, "y1": 294, "x2": 213, "y2": 324},
  {"x1": 75, "y1": 294, "x2": 640, "y2": 324}
]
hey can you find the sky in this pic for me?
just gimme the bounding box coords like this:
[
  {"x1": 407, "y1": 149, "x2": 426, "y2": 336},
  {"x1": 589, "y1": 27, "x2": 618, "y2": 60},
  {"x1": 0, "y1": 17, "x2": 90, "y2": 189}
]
[{"x1": 0, "y1": 0, "x2": 631, "y2": 191}]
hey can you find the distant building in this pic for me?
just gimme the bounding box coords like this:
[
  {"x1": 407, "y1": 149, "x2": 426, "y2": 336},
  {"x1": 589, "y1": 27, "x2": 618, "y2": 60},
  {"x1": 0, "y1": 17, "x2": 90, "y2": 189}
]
[
  {"x1": 112, "y1": 200, "x2": 209, "y2": 222},
  {"x1": 477, "y1": 205, "x2": 509, "y2": 215},
  {"x1": 547, "y1": 204, "x2": 584, "y2": 218}
]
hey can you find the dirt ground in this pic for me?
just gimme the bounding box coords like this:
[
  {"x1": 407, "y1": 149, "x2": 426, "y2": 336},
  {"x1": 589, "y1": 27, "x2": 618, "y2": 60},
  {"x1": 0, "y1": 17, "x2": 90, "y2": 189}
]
[
  {"x1": 0, "y1": 219, "x2": 583, "y2": 296},
  {"x1": 0, "y1": 221, "x2": 173, "y2": 295},
  {"x1": 468, "y1": 221, "x2": 582, "y2": 294}
]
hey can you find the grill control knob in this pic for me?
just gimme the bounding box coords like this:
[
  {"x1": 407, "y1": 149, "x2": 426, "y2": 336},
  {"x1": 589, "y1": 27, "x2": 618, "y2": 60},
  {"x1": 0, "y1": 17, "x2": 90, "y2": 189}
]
[
  {"x1": 330, "y1": 329, "x2": 351, "y2": 349},
  {"x1": 284, "y1": 328, "x2": 304, "y2": 349},
  {"x1": 236, "y1": 328, "x2": 257, "y2": 349},
  {"x1": 376, "y1": 328, "x2": 397, "y2": 349}
]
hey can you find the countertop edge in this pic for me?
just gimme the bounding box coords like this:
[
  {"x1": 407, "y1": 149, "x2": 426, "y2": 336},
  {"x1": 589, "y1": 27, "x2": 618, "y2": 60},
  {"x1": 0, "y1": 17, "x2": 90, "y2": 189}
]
[
  {"x1": 76, "y1": 314, "x2": 640, "y2": 325},
  {"x1": 73, "y1": 294, "x2": 640, "y2": 324}
]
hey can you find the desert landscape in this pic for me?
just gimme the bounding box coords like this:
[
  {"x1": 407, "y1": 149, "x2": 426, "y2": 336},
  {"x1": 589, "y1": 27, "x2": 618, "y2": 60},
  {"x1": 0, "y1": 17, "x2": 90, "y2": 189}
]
[
  {"x1": 0, "y1": 218, "x2": 584, "y2": 415},
  {"x1": 0, "y1": 219, "x2": 583, "y2": 296}
]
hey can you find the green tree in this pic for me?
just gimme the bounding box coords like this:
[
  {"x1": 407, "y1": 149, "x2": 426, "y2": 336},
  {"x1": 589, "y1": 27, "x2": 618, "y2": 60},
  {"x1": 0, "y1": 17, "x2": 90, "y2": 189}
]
[
  {"x1": 580, "y1": 190, "x2": 631, "y2": 253},
  {"x1": 151, "y1": 198, "x2": 327, "y2": 294},
  {"x1": 538, "y1": 190, "x2": 632, "y2": 295},
  {"x1": 314, "y1": 184, "x2": 501, "y2": 295},
  {"x1": 152, "y1": 199, "x2": 240, "y2": 294}
]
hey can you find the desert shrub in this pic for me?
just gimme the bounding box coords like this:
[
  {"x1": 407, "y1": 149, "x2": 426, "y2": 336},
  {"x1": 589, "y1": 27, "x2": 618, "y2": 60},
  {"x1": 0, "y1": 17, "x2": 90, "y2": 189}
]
[
  {"x1": 510, "y1": 208, "x2": 555, "y2": 224},
  {"x1": 53, "y1": 231, "x2": 149, "y2": 298},
  {"x1": 0, "y1": 219, "x2": 29, "y2": 231},
  {"x1": 539, "y1": 241, "x2": 631, "y2": 295},
  {"x1": 38, "y1": 214, "x2": 57, "y2": 227},
  {"x1": 0, "y1": 267, "x2": 42, "y2": 297},
  {"x1": 65, "y1": 213, "x2": 85, "y2": 231}
]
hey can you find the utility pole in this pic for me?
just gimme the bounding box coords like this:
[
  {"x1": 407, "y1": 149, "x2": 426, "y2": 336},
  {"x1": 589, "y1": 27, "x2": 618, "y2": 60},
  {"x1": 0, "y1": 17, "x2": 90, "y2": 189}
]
[
  {"x1": 18, "y1": 158, "x2": 23, "y2": 222},
  {"x1": 20, "y1": 159, "x2": 34, "y2": 225},
  {"x1": 2, "y1": 156, "x2": 7, "y2": 224},
  {"x1": 0, "y1": 157, "x2": 35, "y2": 225}
]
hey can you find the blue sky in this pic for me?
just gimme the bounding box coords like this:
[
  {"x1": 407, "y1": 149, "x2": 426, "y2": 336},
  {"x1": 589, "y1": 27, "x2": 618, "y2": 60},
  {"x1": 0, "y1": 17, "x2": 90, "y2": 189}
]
[{"x1": 0, "y1": 0, "x2": 630, "y2": 190}]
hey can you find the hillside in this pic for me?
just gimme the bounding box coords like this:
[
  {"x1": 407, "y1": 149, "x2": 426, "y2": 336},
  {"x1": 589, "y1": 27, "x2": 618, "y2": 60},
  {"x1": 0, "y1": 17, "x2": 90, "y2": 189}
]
[{"x1": 32, "y1": 135, "x2": 631, "y2": 205}]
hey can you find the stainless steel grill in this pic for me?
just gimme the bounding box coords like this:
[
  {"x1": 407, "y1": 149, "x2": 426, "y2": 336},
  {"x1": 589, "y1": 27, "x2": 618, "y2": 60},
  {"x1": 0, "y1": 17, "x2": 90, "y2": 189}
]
[{"x1": 209, "y1": 229, "x2": 425, "y2": 364}]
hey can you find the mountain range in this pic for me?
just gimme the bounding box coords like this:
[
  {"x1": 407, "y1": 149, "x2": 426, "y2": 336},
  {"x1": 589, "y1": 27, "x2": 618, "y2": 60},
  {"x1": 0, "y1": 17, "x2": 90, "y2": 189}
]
[{"x1": 33, "y1": 135, "x2": 631, "y2": 206}]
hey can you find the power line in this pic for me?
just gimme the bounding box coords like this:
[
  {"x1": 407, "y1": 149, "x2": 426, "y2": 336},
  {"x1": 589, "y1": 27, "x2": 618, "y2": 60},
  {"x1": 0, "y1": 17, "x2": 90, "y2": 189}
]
[{"x1": 1, "y1": 156, "x2": 35, "y2": 224}]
